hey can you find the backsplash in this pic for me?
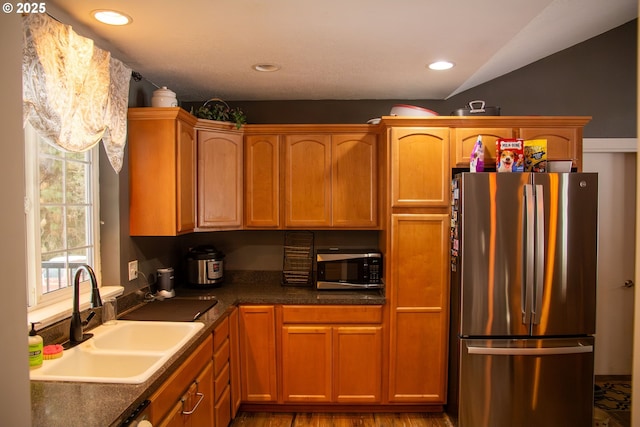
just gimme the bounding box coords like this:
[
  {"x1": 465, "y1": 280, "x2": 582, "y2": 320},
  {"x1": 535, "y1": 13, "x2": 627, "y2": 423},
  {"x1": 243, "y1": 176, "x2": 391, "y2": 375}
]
[{"x1": 128, "y1": 230, "x2": 380, "y2": 292}]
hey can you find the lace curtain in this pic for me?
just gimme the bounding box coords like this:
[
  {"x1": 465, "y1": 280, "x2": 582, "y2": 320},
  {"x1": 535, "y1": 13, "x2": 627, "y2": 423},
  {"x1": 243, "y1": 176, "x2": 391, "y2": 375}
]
[{"x1": 22, "y1": 13, "x2": 131, "y2": 173}]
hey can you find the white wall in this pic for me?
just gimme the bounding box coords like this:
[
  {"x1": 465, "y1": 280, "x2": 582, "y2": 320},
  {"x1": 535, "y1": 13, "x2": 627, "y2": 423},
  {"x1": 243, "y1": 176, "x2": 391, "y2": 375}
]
[
  {"x1": 0, "y1": 13, "x2": 33, "y2": 427},
  {"x1": 584, "y1": 149, "x2": 636, "y2": 375}
]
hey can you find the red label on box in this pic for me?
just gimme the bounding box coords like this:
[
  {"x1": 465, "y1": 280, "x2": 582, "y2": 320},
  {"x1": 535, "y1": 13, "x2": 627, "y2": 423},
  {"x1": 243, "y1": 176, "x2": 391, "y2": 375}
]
[{"x1": 496, "y1": 138, "x2": 524, "y2": 172}]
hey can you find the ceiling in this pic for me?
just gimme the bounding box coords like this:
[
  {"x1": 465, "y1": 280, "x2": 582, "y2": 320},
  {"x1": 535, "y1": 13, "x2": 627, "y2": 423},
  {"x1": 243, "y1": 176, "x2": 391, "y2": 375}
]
[{"x1": 47, "y1": 0, "x2": 637, "y2": 102}]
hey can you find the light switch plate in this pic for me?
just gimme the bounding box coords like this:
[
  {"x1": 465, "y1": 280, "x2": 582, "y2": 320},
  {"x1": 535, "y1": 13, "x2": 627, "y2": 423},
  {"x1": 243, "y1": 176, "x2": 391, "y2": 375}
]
[{"x1": 128, "y1": 260, "x2": 138, "y2": 281}]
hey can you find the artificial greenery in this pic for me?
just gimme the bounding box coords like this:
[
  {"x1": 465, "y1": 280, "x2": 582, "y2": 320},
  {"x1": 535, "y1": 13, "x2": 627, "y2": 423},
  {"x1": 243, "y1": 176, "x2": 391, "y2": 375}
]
[{"x1": 191, "y1": 98, "x2": 247, "y2": 129}]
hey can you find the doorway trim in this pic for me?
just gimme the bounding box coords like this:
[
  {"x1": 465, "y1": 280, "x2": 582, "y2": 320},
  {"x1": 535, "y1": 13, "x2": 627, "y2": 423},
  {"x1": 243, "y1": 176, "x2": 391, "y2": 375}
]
[{"x1": 584, "y1": 138, "x2": 637, "y2": 153}]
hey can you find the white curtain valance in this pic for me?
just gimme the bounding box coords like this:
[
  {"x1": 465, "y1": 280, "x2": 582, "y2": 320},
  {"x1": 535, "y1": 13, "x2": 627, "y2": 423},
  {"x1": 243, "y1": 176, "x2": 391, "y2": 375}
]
[{"x1": 22, "y1": 13, "x2": 131, "y2": 173}]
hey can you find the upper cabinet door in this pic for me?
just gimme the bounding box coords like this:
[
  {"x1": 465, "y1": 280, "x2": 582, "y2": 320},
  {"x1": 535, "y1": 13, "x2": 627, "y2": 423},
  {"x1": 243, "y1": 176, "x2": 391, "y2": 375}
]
[
  {"x1": 451, "y1": 127, "x2": 516, "y2": 168},
  {"x1": 128, "y1": 108, "x2": 197, "y2": 236},
  {"x1": 519, "y1": 127, "x2": 582, "y2": 171},
  {"x1": 332, "y1": 133, "x2": 378, "y2": 228},
  {"x1": 244, "y1": 135, "x2": 281, "y2": 228},
  {"x1": 390, "y1": 127, "x2": 450, "y2": 208},
  {"x1": 284, "y1": 134, "x2": 332, "y2": 228},
  {"x1": 197, "y1": 129, "x2": 243, "y2": 229}
]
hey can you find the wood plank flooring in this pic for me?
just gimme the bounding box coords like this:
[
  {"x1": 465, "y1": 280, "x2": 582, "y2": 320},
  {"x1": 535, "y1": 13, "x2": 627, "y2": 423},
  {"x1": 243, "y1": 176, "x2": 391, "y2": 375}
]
[{"x1": 231, "y1": 412, "x2": 455, "y2": 427}]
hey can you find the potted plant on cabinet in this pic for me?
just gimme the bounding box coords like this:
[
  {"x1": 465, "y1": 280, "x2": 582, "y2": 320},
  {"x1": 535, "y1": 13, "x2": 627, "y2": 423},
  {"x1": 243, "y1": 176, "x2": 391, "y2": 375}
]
[{"x1": 191, "y1": 98, "x2": 247, "y2": 129}]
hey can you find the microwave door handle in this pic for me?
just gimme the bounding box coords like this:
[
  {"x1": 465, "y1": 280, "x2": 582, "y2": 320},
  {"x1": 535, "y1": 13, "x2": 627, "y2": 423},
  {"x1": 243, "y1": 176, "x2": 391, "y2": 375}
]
[
  {"x1": 532, "y1": 184, "x2": 545, "y2": 325},
  {"x1": 523, "y1": 184, "x2": 535, "y2": 326}
]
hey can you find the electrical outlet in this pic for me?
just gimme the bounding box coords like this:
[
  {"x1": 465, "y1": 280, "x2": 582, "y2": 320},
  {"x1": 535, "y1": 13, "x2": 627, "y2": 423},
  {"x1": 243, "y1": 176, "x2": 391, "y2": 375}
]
[{"x1": 128, "y1": 260, "x2": 138, "y2": 281}]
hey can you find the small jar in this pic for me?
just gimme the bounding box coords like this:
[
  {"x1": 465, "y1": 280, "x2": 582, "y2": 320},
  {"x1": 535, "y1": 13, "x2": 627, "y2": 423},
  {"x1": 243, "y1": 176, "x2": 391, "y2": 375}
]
[{"x1": 151, "y1": 86, "x2": 178, "y2": 107}]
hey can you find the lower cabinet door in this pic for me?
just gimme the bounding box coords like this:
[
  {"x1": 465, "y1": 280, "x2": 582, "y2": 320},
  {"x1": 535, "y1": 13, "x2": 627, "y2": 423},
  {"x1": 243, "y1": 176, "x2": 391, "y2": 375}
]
[
  {"x1": 282, "y1": 325, "x2": 332, "y2": 402},
  {"x1": 158, "y1": 361, "x2": 214, "y2": 427},
  {"x1": 333, "y1": 326, "x2": 383, "y2": 403},
  {"x1": 238, "y1": 305, "x2": 278, "y2": 402},
  {"x1": 190, "y1": 361, "x2": 214, "y2": 426},
  {"x1": 157, "y1": 400, "x2": 188, "y2": 427}
]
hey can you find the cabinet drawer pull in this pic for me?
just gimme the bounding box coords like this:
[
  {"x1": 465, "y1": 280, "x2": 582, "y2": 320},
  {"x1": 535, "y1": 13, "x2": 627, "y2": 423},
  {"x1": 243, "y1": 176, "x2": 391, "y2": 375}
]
[
  {"x1": 181, "y1": 379, "x2": 205, "y2": 416},
  {"x1": 182, "y1": 392, "x2": 205, "y2": 415}
]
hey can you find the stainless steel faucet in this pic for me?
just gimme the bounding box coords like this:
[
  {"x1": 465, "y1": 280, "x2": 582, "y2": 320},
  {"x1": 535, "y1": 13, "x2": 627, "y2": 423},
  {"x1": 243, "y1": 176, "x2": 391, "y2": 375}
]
[{"x1": 68, "y1": 264, "x2": 103, "y2": 345}]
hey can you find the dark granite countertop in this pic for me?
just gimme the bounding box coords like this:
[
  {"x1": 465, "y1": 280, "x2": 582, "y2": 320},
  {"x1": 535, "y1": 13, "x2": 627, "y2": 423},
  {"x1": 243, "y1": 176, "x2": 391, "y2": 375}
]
[{"x1": 30, "y1": 279, "x2": 385, "y2": 427}]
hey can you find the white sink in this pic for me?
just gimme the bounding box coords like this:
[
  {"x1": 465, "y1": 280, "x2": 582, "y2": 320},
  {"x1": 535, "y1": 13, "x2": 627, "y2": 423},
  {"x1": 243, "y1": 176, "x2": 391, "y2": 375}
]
[
  {"x1": 30, "y1": 320, "x2": 205, "y2": 384},
  {"x1": 91, "y1": 320, "x2": 204, "y2": 352}
]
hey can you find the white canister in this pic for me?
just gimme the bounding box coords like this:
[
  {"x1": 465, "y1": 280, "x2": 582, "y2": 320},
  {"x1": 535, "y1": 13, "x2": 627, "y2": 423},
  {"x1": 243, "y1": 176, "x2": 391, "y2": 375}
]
[{"x1": 151, "y1": 86, "x2": 178, "y2": 107}]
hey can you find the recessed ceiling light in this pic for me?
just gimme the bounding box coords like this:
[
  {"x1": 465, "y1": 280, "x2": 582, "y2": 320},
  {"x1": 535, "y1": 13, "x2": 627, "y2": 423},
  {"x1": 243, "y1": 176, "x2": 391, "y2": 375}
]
[
  {"x1": 252, "y1": 63, "x2": 281, "y2": 72},
  {"x1": 92, "y1": 10, "x2": 132, "y2": 26},
  {"x1": 428, "y1": 61, "x2": 454, "y2": 71}
]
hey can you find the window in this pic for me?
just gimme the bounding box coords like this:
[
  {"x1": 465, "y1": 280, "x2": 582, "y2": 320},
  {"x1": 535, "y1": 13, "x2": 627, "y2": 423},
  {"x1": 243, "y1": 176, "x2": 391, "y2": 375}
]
[{"x1": 24, "y1": 123, "x2": 101, "y2": 309}]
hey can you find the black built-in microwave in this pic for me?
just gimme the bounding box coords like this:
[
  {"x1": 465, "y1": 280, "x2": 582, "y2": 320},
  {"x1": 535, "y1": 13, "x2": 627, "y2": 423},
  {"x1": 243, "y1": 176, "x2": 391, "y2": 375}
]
[{"x1": 315, "y1": 249, "x2": 383, "y2": 290}]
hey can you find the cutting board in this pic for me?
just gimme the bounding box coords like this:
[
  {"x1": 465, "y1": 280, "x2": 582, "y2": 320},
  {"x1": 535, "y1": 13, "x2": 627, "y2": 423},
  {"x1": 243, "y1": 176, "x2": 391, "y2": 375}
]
[{"x1": 120, "y1": 298, "x2": 217, "y2": 322}]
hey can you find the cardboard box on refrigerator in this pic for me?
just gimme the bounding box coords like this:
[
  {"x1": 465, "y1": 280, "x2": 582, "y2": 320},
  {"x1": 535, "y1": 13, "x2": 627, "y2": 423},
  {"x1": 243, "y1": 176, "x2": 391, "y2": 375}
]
[
  {"x1": 524, "y1": 139, "x2": 548, "y2": 172},
  {"x1": 495, "y1": 138, "x2": 524, "y2": 172}
]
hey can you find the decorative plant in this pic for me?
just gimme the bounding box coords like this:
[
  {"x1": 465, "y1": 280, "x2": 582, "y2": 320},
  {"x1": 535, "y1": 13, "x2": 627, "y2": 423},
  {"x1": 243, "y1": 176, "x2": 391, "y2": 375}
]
[{"x1": 191, "y1": 98, "x2": 247, "y2": 129}]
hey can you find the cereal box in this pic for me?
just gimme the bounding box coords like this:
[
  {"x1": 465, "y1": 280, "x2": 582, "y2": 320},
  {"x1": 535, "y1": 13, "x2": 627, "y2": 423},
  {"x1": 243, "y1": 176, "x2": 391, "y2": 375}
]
[
  {"x1": 495, "y1": 138, "x2": 524, "y2": 172},
  {"x1": 524, "y1": 139, "x2": 547, "y2": 172}
]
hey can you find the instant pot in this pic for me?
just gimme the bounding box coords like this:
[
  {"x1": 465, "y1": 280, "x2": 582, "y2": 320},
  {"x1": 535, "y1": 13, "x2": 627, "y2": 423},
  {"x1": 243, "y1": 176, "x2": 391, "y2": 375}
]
[{"x1": 186, "y1": 245, "x2": 225, "y2": 286}]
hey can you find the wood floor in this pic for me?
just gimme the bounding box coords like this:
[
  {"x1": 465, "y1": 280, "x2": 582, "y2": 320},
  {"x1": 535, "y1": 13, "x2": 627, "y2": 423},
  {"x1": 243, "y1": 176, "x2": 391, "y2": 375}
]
[{"x1": 231, "y1": 412, "x2": 455, "y2": 427}]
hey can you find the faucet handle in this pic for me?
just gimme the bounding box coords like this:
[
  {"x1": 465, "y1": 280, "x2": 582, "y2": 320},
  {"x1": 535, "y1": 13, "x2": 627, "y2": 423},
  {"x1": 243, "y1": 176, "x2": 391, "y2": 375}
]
[{"x1": 82, "y1": 311, "x2": 96, "y2": 327}]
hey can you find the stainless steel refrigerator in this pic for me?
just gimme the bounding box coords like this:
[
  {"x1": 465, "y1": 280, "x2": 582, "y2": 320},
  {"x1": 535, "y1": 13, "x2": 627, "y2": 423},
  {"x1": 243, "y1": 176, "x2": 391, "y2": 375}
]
[{"x1": 447, "y1": 172, "x2": 598, "y2": 427}]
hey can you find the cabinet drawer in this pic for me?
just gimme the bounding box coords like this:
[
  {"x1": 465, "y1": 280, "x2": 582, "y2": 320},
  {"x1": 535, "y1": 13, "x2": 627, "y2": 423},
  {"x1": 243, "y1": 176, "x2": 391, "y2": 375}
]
[
  {"x1": 214, "y1": 384, "x2": 232, "y2": 427},
  {"x1": 213, "y1": 316, "x2": 229, "y2": 351},
  {"x1": 149, "y1": 335, "x2": 213, "y2": 424},
  {"x1": 214, "y1": 337, "x2": 230, "y2": 376},
  {"x1": 214, "y1": 361, "x2": 230, "y2": 402},
  {"x1": 282, "y1": 305, "x2": 383, "y2": 324}
]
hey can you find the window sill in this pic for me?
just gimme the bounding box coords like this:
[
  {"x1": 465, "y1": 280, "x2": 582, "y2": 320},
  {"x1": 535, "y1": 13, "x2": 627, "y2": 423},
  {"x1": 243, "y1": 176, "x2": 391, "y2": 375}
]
[{"x1": 27, "y1": 286, "x2": 124, "y2": 329}]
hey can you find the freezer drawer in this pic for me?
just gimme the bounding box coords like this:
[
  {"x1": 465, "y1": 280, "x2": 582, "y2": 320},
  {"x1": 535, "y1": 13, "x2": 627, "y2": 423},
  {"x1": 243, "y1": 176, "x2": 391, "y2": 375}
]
[{"x1": 458, "y1": 337, "x2": 594, "y2": 427}]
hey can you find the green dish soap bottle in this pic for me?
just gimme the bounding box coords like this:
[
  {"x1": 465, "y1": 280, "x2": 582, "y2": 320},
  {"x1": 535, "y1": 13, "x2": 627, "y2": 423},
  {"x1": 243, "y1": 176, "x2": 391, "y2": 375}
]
[{"x1": 29, "y1": 322, "x2": 43, "y2": 369}]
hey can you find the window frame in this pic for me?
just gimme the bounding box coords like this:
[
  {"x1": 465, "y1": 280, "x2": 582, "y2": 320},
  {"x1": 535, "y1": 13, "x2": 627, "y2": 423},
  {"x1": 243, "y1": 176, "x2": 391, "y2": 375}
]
[{"x1": 24, "y1": 122, "x2": 102, "y2": 312}]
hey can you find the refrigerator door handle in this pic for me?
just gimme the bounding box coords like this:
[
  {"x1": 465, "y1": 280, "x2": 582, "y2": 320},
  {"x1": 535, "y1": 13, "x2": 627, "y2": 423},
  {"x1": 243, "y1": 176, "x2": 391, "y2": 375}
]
[
  {"x1": 523, "y1": 184, "x2": 535, "y2": 325},
  {"x1": 466, "y1": 344, "x2": 593, "y2": 356},
  {"x1": 532, "y1": 184, "x2": 545, "y2": 325}
]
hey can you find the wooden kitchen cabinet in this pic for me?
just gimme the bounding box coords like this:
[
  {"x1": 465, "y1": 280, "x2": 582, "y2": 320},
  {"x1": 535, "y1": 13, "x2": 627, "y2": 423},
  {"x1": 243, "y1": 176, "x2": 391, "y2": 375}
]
[
  {"x1": 196, "y1": 121, "x2": 244, "y2": 230},
  {"x1": 213, "y1": 316, "x2": 232, "y2": 427},
  {"x1": 244, "y1": 134, "x2": 281, "y2": 228},
  {"x1": 388, "y1": 213, "x2": 450, "y2": 403},
  {"x1": 157, "y1": 361, "x2": 214, "y2": 427},
  {"x1": 519, "y1": 126, "x2": 583, "y2": 170},
  {"x1": 280, "y1": 305, "x2": 383, "y2": 404},
  {"x1": 331, "y1": 133, "x2": 378, "y2": 228},
  {"x1": 450, "y1": 127, "x2": 516, "y2": 167},
  {"x1": 381, "y1": 118, "x2": 453, "y2": 407},
  {"x1": 228, "y1": 307, "x2": 241, "y2": 418},
  {"x1": 284, "y1": 134, "x2": 332, "y2": 227},
  {"x1": 452, "y1": 125, "x2": 584, "y2": 170},
  {"x1": 281, "y1": 325, "x2": 333, "y2": 402},
  {"x1": 128, "y1": 108, "x2": 197, "y2": 236},
  {"x1": 283, "y1": 132, "x2": 379, "y2": 228},
  {"x1": 149, "y1": 335, "x2": 214, "y2": 426},
  {"x1": 243, "y1": 125, "x2": 379, "y2": 229},
  {"x1": 390, "y1": 127, "x2": 449, "y2": 208},
  {"x1": 238, "y1": 305, "x2": 278, "y2": 402}
]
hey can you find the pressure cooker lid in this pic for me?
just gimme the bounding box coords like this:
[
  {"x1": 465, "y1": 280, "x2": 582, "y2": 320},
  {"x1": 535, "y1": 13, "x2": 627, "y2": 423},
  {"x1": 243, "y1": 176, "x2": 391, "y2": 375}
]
[{"x1": 188, "y1": 245, "x2": 225, "y2": 259}]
